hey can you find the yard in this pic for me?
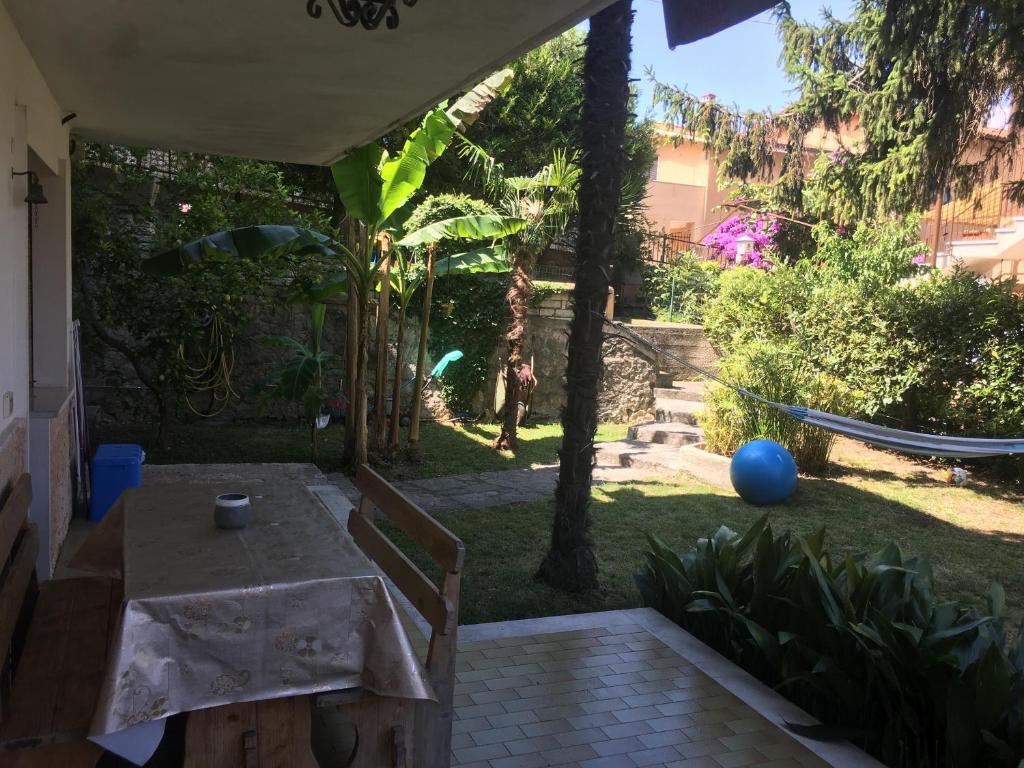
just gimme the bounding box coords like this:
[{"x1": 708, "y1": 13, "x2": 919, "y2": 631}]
[{"x1": 393, "y1": 436, "x2": 1024, "y2": 625}]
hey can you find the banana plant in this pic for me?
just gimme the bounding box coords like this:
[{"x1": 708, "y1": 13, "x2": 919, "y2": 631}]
[
  {"x1": 388, "y1": 213, "x2": 525, "y2": 451},
  {"x1": 328, "y1": 68, "x2": 514, "y2": 465},
  {"x1": 254, "y1": 301, "x2": 337, "y2": 463},
  {"x1": 143, "y1": 69, "x2": 514, "y2": 469}
]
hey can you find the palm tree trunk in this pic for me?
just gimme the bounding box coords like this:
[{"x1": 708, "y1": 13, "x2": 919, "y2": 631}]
[
  {"x1": 408, "y1": 248, "x2": 435, "y2": 455},
  {"x1": 538, "y1": 0, "x2": 632, "y2": 592},
  {"x1": 494, "y1": 245, "x2": 535, "y2": 451}
]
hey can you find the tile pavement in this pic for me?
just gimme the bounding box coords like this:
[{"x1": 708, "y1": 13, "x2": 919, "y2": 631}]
[
  {"x1": 450, "y1": 623, "x2": 834, "y2": 768},
  {"x1": 325, "y1": 464, "x2": 655, "y2": 513}
]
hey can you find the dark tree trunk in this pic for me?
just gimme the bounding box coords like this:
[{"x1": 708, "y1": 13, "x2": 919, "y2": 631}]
[
  {"x1": 372, "y1": 247, "x2": 392, "y2": 455},
  {"x1": 494, "y1": 245, "x2": 535, "y2": 451},
  {"x1": 539, "y1": 0, "x2": 632, "y2": 592},
  {"x1": 342, "y1": 221, "x2": 360, "y2": 467},
  {"x1": 387, "y1": 305, "x2": 407, "y2": 454}
]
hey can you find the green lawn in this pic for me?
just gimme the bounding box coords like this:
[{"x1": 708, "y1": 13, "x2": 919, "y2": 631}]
[
  {"x1": 389, "y1": 440, "x2": 1024, "y2": 627},
  {"x1": 94, "y1": 420, "x2": 627, "y2": 479}
]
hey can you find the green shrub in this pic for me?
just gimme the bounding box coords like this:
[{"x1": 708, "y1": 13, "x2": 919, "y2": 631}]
[
  {"x1": 637, "y1": 517, "x2": 1024, "y2": 768},
  {"x1": 701, "y1": 220, "x2": 1024, "y2": 478},
  {"x1": 640, "y1": 253, "x2": 722, "y2": 323},
  {"x1": 701, "y1": 342, "x2": 846, "y2": 473},
  {"x1": 702, "y1": 263, "x2": 812, "y2": 349}
]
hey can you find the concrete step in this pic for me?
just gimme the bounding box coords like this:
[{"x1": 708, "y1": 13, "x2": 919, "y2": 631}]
[
  {"x1": 595, "y1": 440, "x2": 680, "y2": 473},
  {"x1": 657, "y1": 371, "x2": 705, "y2": 386},
  {"x1": 628, "y1": 421, "x2": 703, "y2": 446},
  {"x1": 654, "y1": 401, "x2": 703, "y2": 425},
  {"x1": 654, "y1": 382, "x2": 706, "y2": 402}
]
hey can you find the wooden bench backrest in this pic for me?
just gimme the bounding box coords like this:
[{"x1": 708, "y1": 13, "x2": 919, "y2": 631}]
[
  {"x1": 350, "y1": 464, "x2": 464, "y2": 768},
  {"x1": 0, "y1": 474, "x2": 38, "y2": 719}
]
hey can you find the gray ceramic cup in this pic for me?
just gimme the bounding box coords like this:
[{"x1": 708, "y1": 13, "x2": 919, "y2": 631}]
[{"x1": 214, "y1": 493, "x2": 251, "y2": 529}]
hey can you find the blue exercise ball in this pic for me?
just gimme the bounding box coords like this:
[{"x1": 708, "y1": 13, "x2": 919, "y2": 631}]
[{"x1": 730, "y1": 439, "x2": 798, "y2": 505}]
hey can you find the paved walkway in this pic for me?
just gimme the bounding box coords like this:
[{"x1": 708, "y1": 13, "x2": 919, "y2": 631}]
[
  {"x1": 327, "y1": 464, "x2": 654, "y2": 513},
  {"x1": 449, "y1": 608, "x2": 878, "y2": 768}
]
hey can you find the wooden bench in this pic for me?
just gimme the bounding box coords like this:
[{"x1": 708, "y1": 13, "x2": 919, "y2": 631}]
[
  {"x1": 341, "y1": 464, "x2": 465, "y2": 768},
  {"x1": 0, "y1": 474, "x2": 120, "y2": 768}
]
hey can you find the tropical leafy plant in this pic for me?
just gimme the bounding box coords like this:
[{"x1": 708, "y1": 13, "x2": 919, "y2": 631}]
[
  {"x1": 254, "y1": 301, "x2": 337, "y2": 462},
  {"x1": 458, "y1": 142, "x2": 581, "y2": 450},
  {"x1": 637, "y1": 517, "x2": 1024, "y2": 767},
  {"x1": 143, "y1": 70, "x2": 514, "y2": 467}
]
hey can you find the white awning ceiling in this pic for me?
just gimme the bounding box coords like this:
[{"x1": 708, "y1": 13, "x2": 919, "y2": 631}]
[{"x1": 4, "y1": 0, "x2": 613, "y2": 165}]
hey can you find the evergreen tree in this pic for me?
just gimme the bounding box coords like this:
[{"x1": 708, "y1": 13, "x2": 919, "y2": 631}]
[{"x1": 650, "y1": 0, "x2": 1024, "y2": 225}]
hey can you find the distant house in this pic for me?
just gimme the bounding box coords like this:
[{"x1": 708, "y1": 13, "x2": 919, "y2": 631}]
[{"x1": 643, "y1": 119, "x2": 1024, "y2": 291}]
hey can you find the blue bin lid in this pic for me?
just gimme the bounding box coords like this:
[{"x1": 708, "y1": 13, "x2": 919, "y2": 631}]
[{"x1": 94, "y1": 443, "x2": 146, "y2": 462}]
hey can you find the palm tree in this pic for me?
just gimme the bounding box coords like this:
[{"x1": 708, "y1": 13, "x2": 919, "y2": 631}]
[
  {"x1": 538, "y1": 0, "x2": 633, "y2": 591},
  {"x1": 460, "y1": 144, "x2": 580, "y2": 450}
]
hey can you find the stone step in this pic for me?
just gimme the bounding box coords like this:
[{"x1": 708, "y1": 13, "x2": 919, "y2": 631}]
[
  {"x1": 654, "y1": 383, "x2": 706, "y2": 402},
  {"x1": 654, "y1": 401, "x2": 703, "y2": 425},
  {"x1": 628, "y1": 421, "x2": 703, "y2": 446},
  {"x1": 595, "y1": 440, "x2": 680, "y2": 474},
  {"x1": 657, "y1": 371, "x2": 704, "y2": 386}
]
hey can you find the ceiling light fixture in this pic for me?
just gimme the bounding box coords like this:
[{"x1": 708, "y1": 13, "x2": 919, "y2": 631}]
[{"x1": 306, "y1": 0, "x2": 419, "y2": 31}]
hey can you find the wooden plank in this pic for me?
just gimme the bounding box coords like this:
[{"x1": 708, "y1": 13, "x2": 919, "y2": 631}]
[
  {"x1": 414, "y1": 570, "x2": 461, "y2": 768},
  {"x1": 255, "y1": 696, "x2": 317, "y2": 767},
  {"x1": 3, "y1": 740, "x2": 104, "y2": 768},
  {"x1": 347, "y1": 514, "x2": 451, "y2": 634},
  {"x1": 184, "y1": 697, "x2": 318, "y2": 768},
  {"x1": 183, "y1": 701, "x2": 258, "y2": 768},
  {"x1": 1, "y1": 576, "x2": 116, "y2": 748},
  {"x1": 0, "y1": 475, "x2": 31, "y2": 571},
  {"x1": 315, "y1": 692, "x2": 412, "y2": 768},
  {"x1": 0, "y1": 526, "x2": 38, "y2": 667},
  {"x1": 355, "y1": 466, "x2": 464, "y2": 573}
]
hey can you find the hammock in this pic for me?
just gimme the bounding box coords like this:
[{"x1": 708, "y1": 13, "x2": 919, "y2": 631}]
[{"x1": 608, "y1": 320, "x2": 1024, "y2": 459}]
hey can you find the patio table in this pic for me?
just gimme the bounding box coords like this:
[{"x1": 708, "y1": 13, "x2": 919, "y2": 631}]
[{"x1": 76, "y1": 481, "x2": 434, "y2": 764}]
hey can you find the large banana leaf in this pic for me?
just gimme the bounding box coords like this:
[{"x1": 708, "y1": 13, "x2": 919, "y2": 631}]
[
  {"x1": 397, "y1": 215, "x2": 526, "y2": 247},
  {"x1": 378, "y1": 108, "x2": 457, "y2": 227},
  {"x1": 445, "y1": 68, "x2": 514, "y2": 129},
  {"x1": 331, "y1": 143, "x2": 386, "y2": 227},
  {"x1": 143, "y1": 225, "x2": 336, "y2": 276},
  {"x1": 288, "y1": 273, "x2": 348, "y2": 305},
  {"x1": 435, "y1": 246, "x2": 511, "y2": 276}
]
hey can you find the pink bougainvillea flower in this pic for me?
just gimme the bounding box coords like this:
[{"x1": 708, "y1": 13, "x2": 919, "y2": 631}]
[
  {"x1": 911, "y1": 253, "x2": 927, "y2": 265},
  {"x1": 179, "y1": 203, "x2": 192, "y2": 213}
]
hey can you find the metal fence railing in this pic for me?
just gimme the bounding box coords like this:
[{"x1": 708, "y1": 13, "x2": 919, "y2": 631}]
[{"x1": 639, "y1": 230, "x2": 726, "y2": 267}]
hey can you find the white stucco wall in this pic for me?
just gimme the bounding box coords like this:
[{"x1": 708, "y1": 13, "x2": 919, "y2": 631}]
[{"x1": 0, "y1": 2, "x2": 70, "y2": 432}]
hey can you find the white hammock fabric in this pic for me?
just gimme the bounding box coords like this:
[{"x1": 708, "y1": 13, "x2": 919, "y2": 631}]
[
  {"x1": 608, "y1": 320, "x2": 1024, "y2": 460},
  {"x1": 782, "y1": 406, "x2": 1024, "y2": 458}
]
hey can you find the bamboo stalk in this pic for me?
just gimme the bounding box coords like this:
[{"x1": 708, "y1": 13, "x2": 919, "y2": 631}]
[{"x1": 408, "y1": 247, "x2": 435, "y2": 449}]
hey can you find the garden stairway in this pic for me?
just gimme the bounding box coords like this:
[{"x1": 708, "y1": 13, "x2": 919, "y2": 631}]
[{"x1": 594, "y1": 380, "x2": 707, "y2": 473}]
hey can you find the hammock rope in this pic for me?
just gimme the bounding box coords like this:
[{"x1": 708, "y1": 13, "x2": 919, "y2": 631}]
[{"x1": 606, "y1": 318, "x2": 1024, "y2": 459}]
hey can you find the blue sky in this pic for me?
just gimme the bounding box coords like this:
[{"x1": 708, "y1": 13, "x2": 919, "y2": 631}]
[{"x1": 624, "y1": 0, "x2": 853, "y2": 115}]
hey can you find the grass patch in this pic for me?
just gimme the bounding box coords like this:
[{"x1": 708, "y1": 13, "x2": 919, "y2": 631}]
[
  {"x1": 393, "y1": 445, "x2": 1024, "y2": 626},
  {"x1": 93, "y1": 420, "x2": 627, "y2": 479}
]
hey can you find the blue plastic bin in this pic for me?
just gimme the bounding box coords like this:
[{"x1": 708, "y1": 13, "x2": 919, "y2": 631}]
[{"x1": 90, "y1": 444, "x2": 145, "y2": 521}]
